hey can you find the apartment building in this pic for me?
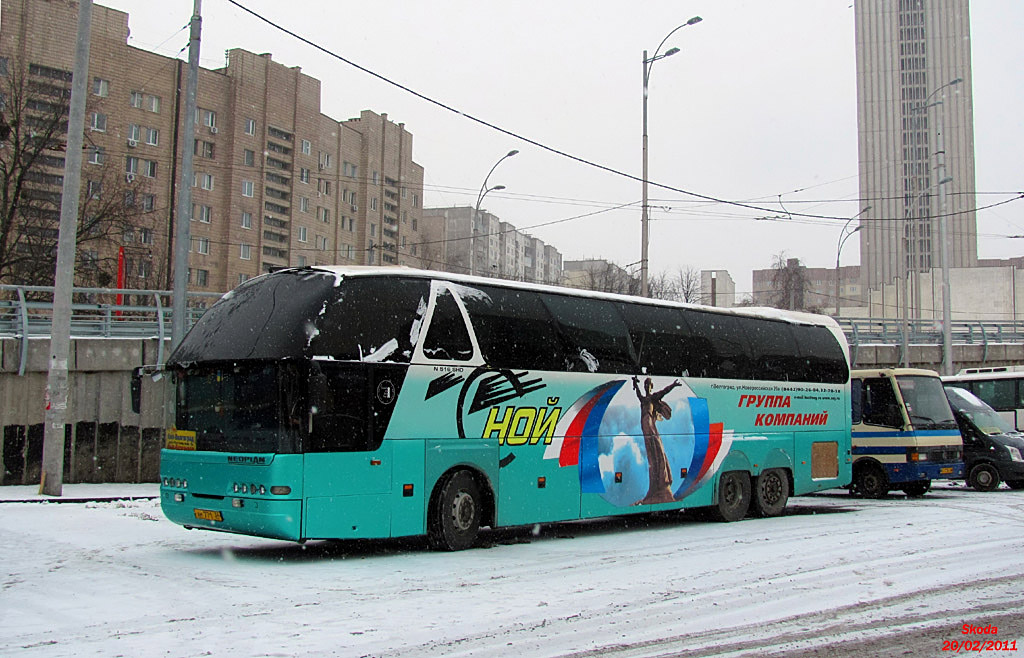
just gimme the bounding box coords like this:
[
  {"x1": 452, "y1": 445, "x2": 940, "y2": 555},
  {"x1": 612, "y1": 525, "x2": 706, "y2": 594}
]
[
  {"x1": 421, "y1": 205, "x2": 563, "y2": 285},
  {"x1": 0, "y1": 0, "x2": 425, "y2": 292}
]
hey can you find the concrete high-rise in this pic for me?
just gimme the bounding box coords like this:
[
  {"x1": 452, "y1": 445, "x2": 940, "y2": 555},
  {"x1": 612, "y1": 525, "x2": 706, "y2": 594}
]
[{"x1": 854, "y1": 0, "x2": 978, "y2": 312}]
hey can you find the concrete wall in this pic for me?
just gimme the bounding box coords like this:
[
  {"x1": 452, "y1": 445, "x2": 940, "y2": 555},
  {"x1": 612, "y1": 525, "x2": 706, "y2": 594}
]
[{"x1": 0, "y1": 337, "x2": 171, "y2": 485}]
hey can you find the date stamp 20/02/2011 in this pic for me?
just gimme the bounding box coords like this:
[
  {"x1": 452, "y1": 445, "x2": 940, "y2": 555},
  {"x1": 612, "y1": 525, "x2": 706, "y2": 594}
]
[{"x1": 942, "y1": 624, "x2": 1018, "y2": 652}]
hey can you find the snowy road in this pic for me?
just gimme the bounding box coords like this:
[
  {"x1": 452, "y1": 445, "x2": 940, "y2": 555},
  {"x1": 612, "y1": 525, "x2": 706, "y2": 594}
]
[{"x1": 2, "y1": 483, "x2": 1023, "y2": 657}]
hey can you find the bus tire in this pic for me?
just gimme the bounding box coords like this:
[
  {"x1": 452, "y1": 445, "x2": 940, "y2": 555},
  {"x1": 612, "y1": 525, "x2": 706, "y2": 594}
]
[
  {"x1": 968, "y1": 463, "x2": 1000, "y2": 492},
  {"x1": 851, "y1": 462, "x2": 888, "y2": 499},
  {"x1": 751, "y1": 469, "x2": 789, "y2": 518},
  {"x1": 1006, "y1": 480, "x2": 1024, "y2": 490},
  {"x1": 428, "y1": 470, "x2": 482, "y2": 551},
  {"x1": 710, "y1": 471, "x2": 751, "y2": 522},
  {"x1": 900, "y1": 480, "x2": 931, "y2": 497}
]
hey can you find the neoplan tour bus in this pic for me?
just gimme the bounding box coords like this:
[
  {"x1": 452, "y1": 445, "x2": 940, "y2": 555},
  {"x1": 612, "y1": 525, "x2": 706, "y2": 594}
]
[
  {"x1": 849, "y1": 368, "x2": 964, "y2": 498},
  {"x1": 154, "y1": 267, "x2": 852, "y2": 550}
]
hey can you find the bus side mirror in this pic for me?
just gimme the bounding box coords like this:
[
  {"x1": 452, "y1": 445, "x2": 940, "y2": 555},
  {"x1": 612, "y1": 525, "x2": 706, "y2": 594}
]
[
  {"x1": 851, "y1": 379, "x2": 863, "y2": 425},
  {"x1": 131, "y1": 366, "x2": 143, "y2": 414}
]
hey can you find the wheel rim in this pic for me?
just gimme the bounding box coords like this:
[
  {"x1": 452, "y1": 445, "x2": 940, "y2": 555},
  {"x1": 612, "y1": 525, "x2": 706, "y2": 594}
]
[
  {"x1": 451, "y1": 490, "x2": 476, "y2": 531},
  {"x1": 861, "y1": 470, "x2": 882, "y2": 494},
  {"x1": 976, "y1": 468, "x2": 994, "y2": 487},
  {"x1": 722, "y1": 477, "x2": 739, "y2": 507},
  {"x1": 762, "y1": 473, "x2": 783, "y2": 505}
]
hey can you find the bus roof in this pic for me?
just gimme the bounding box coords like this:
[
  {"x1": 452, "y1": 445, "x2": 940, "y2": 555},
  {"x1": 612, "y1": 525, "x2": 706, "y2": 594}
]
[
  {"x1": 267, "y1": 265, "x2": 844, "y2": 331},
  {"x1": 852, "y1": 367, "x2": 942, "y2": 379}
]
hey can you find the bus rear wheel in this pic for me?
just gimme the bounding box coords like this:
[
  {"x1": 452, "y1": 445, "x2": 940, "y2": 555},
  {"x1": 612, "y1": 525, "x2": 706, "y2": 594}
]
[
  {"x1": 901, "y1": 480, "x2": 931, "y2": 497},
  {"x1": 968, "y1": 463, "x2": 1000, "y2": 492},
  {"x1": 428, "y1": 470, "x2": 482, "y2": 551},
  {"x1": 751, "y1": 469, "x2": 789, "y2": 518},
  {"x1": 851, "y1": 462, "x2": 888, "y2": 499},
  {"x1": 710, "y1": 471, "x2": 751, "y2": 522}
]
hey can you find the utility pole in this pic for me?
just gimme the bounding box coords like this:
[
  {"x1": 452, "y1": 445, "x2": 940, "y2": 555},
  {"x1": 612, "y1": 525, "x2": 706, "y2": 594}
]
[
  {"x1": 40, "y1": 0, "x2": 92, "y2": 496},
  {"x1": 171, "y1": 0, "x2": 202, "y2": 351}
]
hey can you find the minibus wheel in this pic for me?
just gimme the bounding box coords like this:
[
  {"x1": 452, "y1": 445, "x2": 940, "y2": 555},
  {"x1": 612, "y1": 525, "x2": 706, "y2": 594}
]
[
  {"x1": 851, "y1": 462, "x2": 888, "y2": 499},
  {"x1": 968, "y1": 463, "x2": 1000, "y2": 492}
]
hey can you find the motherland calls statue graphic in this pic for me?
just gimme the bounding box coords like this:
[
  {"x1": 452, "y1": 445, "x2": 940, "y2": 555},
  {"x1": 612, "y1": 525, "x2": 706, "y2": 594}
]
[{"x1": 632, "y1": 376, "x2": 681, "y2": 504}]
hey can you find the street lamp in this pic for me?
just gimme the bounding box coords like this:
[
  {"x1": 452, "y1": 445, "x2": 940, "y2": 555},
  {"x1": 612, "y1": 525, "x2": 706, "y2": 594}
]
[
  {"x1": 835, "y1": 206, "x2": 871, "y2": 317},
  {"x1": 901, "y1": 77, "x2": 962, "y2": 367},
  {"x1": 641, "y1": 16, "x2": 702, "y2": 298},
  {"x1": 471, "y1": 149, "x2": 518, "y2": 277}
]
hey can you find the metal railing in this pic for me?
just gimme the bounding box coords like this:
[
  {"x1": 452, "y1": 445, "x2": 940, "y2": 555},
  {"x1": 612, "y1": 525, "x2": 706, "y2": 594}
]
[{"x1": 0, "y1": 285, "x2": 223, "y2": 374}]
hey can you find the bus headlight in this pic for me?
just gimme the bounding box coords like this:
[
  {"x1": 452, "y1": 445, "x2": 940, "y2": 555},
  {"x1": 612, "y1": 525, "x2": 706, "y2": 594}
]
[{"x1": 1007, "y1": 446, "x2": 1023, "y2": 462}]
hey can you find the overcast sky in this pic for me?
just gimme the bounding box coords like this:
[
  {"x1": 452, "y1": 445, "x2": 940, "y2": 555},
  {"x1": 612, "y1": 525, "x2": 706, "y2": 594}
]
[{"x1": 94, "y1": 0, "x2": 1024, "y2": 296}]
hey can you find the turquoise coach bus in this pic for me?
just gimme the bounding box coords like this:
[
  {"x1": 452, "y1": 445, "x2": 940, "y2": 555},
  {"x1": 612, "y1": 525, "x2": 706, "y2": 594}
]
[{"x1": 155, "y1": 267, "x2": 852, "y2": 550}]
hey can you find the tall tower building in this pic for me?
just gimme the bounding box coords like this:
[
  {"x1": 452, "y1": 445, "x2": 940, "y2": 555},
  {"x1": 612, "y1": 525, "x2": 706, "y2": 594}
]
[{"x1": 854, "y1": 0, "x2": 978, "y2": 312}]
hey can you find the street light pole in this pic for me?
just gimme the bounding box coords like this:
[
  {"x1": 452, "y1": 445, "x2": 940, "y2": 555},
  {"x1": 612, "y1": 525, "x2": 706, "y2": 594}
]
[
  {"x1": 472, "y1": 150, "x2": 518, "y2": 277},
  {"x1": 641, "y1": 16, "x2": 701, "y2": 298},
  {"x1": 835, "y1": 206, "x2": 871, "y2": 317}
]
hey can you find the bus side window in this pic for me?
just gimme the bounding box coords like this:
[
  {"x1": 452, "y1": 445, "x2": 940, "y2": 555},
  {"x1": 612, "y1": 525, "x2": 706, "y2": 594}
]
[
  {"x1": 792, "y1": 325, "x2": 849, "y2": 385},
  {"x1": 684, "y1": 310, "x2": 753, "y2": 380},
  {"x1": 540, "y1": 294, "x2": 636, "y2": 374},
  {"x1": 460, "y1": 285, "x2": 569, "y2": 371},
  {"x1": 422, "y1": 289, "x2": 473, "y2": 361},
  {"x1": 745, "y1": 319, "x2": 801, "y2": 382},
  {"x1": 617, "y1": 303, "x2": 692, "y2": 377},
  {"x1": 860, "y1": 378, "x2": 903, "y2": 428},
  {"x1": 851, "y1": 379, "x2": 862, "y2": 425}
]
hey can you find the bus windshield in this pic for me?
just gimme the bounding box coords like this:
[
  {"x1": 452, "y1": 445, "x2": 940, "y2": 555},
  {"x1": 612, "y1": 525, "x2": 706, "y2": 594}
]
[
  {"x1": 174, "y1": 361, "x2": 304, "y2": 453},
  {"x1": 945, "y1": 386, "x2": 1017, "y2": 436},
  {"x1": 896, "y1": 375, "x2": 957, "y2": 430}
]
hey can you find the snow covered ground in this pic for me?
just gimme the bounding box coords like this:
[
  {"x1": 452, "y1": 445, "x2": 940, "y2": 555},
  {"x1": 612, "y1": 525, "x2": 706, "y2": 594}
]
[{"x1": 2, "y1": 482, "x2": 1023, "y2": 657}]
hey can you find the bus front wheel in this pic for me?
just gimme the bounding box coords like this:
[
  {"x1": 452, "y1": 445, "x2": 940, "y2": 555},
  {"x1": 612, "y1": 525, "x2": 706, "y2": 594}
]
[
  {"x1": 428, "y1": 470, "x2": 482, "y2": 551},
  {"x1": 901, "y1": 480, "x2": 931, "y2": 497},
  {"x1": 968, "y1": 463, "x2": 1000, "y2": 492},
  {"x1": 710, "y1": 471, "x2": 751, "y2": 522},
  {"x1": 751, "y1": 469, "x2": 789, "y2": 518},
  {"x1": 851, "y1": 462, "x2": 888, "y2": 499}
]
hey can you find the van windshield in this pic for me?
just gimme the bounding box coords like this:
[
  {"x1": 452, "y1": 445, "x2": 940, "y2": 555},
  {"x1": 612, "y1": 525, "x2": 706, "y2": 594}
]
[
  {"x1": 896, "y1": 375, "x2": 957, "y2": 430},
  {"x1": 945, "y1": 386, "x2": 1016, "y2": 435}
]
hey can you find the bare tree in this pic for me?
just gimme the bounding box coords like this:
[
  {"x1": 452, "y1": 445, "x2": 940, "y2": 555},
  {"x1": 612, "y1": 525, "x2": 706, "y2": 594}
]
[
  {"x1": 0, "y1": 61, "x2": 158, "y2": 288},
  {"x1": 673, "y1": 265, "x2": 702, "y2": 303},
  {"x1": 769, "y1": 252, "x2": 810, "y2": 311}
]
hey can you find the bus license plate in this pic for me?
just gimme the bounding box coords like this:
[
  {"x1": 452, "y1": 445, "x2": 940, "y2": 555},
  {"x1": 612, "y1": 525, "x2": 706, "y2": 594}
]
[
  {"x1": 940, "y1": 467, "x2": 954, "y2": 475},
  {"x1": 194, "y1": 508, "x2": 223, "y2": 522}
]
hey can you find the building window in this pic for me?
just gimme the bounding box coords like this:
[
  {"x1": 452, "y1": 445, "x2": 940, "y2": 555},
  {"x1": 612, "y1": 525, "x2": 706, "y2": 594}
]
[
  {"x1": 412, "y1": 218, "x2": 417, "y2": 231},
  {"x1": 316, "y1": 235, "x2": 327, "y2": 251},
  {"x1": 370, "y1": 197, "x2": 377, "y2": 211},
  {"x1": 87, "y1": 180, "x2": 102, "y2": 199},
  {"x1": 238, "y1": 273, "x2": 250, "y2": 285},
  {"x1": 194, "y1": 172, "x2": 214, "y2": 190},
  {"x1": 241, "y1": 211, "x2": 252, "y2": 229},
  {"x1": 141, "y1": 194, "x2": 155, "y2": 211},
  {"x1": 90, "y1": 112, "x2": 106, "y2": 132},
  {"x1": 129, "y1": 91, "x2": 143, "y2": 108},
  {"x1": 240, "y1": 243, "x2": 252, "y2": 260},
  {"x1": 319, "y1": 152, "x2": 331, "y2": 169},
  {"x1": 244, "y1": 118, "x2": 256, "y2": 135},
  {"x1": 87, "y1": 146, "x2": 105, "y2": 165},
  {"x1": 193, "y1": 237, "x2": 210, "y2": 255},
  {"x1": 370, "y1": 223, "x2": 376, "y2": 237},
  {"x1": 143, "y1": 160, "x2": 157, "y2": 178},
  {"x1": 145, "y1": 127, "x2": 159, "y2": 146},
  {"x1": 140, "y1": 228, "x2": 153, "y2": 244},
  {"x1": 372, "y1": 171, "x2": 379, "y2": 185},
  {"x1": 188, "y1": 268, "x2": 209, "y2": 287},
  {"x1": 242, "y1": 180, "x2": 254, "y2": 197},
  {"x1": 300, "y1": 168, "x2": 310, "y2": 184},
  {"x1": 92, "y1": 77, "x2": 109, "y2": 97},
  {"x1": 191, "y1": 204, "x2": 212, "y2": 223},
  {"x1": 243, "y1": 149, "x2": 255, "y2": 166},
  {"x1": 298, "y1": 226, "x2": 308, "y2": 242},
  {"x1": 145, "y1": 94, "x2": 160, "y2": 113},
  {"x1": 125, "y1": 156, "x2": 139, "y2": 174},
  {"x1": 344, "y1": 161, "x2": 357, "y2": 178},
  {"x1": 194, "y1": 140, "x2": 214, "y2": 159},
  {"x1": 318, "y1": 207, "x2": 330, "y2": 223},
  {"x1": 299, "y1": 197, "x2": 309, "y2": 213},
  {"x1": 297, "y1": 255, "x2": 307, "y2": 267},
  {"x1": 127, "y1": 124, "x2": 141, "y2": 142},
  {"x1": 195, "y1": 107, "x2": 217, "y2": 129},
  {"x1": 301, "y1": 139, "x2": 311, "y2": 155}
]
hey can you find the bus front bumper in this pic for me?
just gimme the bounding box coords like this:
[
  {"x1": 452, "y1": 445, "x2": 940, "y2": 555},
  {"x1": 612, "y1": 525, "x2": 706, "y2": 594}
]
[
  {"x1": 161, "y1": 489, "x2": 302, "y2": 542},
  {"x1": 886, "y1": 461, "x2": 964, "y2": 484}
]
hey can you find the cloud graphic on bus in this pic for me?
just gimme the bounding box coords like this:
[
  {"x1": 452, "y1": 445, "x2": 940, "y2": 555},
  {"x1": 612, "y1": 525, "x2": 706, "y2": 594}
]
[{"x1": 543, "y1": 379, "x2": 732, "y2": 506}]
